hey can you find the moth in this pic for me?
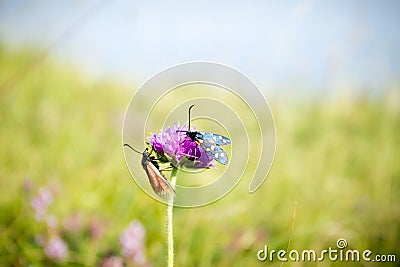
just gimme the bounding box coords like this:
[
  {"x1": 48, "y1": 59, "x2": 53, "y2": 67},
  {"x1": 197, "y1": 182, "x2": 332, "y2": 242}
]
[
  {"x1": 123, "y1": 143, "x2": 175, "y2": 200},
  {"x1": 177, "y1": 105, "x2": 231, "y2": 165}
]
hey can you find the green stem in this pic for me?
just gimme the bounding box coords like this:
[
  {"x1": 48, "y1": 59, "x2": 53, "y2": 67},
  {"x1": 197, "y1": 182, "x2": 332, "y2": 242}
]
[{"x1": 167, "y1": 167, "x2": 178, "y2": 267}]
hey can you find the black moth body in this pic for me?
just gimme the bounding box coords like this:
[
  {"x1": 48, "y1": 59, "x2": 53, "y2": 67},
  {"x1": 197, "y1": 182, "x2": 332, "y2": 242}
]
[
  {"x1": 177, "y1": 105, "x2": 231, "y2": 165},
  {"x1": 124, "y1": 144, "x2": 175, "y2": 200}
]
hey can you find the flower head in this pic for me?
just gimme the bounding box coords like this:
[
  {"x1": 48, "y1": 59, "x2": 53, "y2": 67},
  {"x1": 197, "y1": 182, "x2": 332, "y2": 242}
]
[
  {"x1": 30, "y1": 186, "x2": 54, "y2": 222},
  {"x1": 120, "y1": 220, "x2": 148, "y2": 266},
  {"x1": 147, "y1": 122, "x2": 214, "y2": 168},
  {"x1": 44, "y1": 235, "x2": 69, "y2": 262}
]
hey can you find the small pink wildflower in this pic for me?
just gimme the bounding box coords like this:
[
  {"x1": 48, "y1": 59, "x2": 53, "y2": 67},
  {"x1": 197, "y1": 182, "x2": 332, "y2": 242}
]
[
  {"x1": 44, "y1": 235, "x2": 68, "y2": 261},
  {"x1": 120, "y1": 220, "x2": 148, "y2": 266}
]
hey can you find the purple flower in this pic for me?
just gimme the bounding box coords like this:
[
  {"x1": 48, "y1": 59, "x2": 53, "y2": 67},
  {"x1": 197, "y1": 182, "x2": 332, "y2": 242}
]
[
  {"x1": 147, "y1": 122, "x2": 185, "y2": 160},
  {"x1": 44, "y1": 235, "x2": 68, "y2": 261},
  {"x1": 120, "y1": 220, "x2": 148, "y2": 266},
  {"x1": 149, "y1": 133, "x2": 164, "y2": 154},
  {"x1": 181, "y1": 136, "x2": 214, "y2": 167},
  {"x1": 30, "y1": 186, "x2": 54, "y2": 222},
  {"x1": 147, "y1": 122, "x2": 214, "y2": 168}
]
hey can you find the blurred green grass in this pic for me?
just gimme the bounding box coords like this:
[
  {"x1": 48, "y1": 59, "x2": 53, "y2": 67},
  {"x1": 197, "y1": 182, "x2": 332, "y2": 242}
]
[{"x1": 0, "y1": 45, "x2": 399, "y2": 266}]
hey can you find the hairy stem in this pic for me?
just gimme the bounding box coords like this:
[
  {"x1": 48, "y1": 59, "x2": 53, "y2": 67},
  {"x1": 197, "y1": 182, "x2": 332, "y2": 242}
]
[{"x1": 167, "y1": 167, "x2": 178, "y2": 267}]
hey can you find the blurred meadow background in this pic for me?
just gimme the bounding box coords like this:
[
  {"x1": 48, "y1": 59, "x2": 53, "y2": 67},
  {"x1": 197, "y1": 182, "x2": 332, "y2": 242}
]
[{"x1": 1, "y1": 1, "x2": 399, "y2": 266}]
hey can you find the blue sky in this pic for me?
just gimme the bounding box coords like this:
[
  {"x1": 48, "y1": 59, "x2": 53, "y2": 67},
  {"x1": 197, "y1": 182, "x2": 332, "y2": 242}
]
[{"x1": 1, "y1": 0, "x2": 399, "y2": 94}]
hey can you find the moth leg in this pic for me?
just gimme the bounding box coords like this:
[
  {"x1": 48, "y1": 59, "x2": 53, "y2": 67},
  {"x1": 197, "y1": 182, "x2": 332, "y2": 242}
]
[{"x1": 159, "y1": 166, "x2": 173, "y2": 171}]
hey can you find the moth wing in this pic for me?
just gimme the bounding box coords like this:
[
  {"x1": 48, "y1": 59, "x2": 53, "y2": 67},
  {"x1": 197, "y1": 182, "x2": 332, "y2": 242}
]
[
  {"x1": 145, "y1": 162, "x2": 176, "y2": 200},
  {"x1": 200, "y1": 138, "x2": 228, "y2": 165},
  {"x1": 202, "y1": 132, "x2": 231, "y2": 146}
]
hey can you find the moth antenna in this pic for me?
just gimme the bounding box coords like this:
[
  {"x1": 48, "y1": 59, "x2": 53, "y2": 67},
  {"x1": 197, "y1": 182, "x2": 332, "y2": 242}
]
[
  {"x1": 188, "y1": 104, "x2": 195, "y2": 130},
  {"x1": 123, "y1": 143, "x2": 142, "y2": 154}
]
